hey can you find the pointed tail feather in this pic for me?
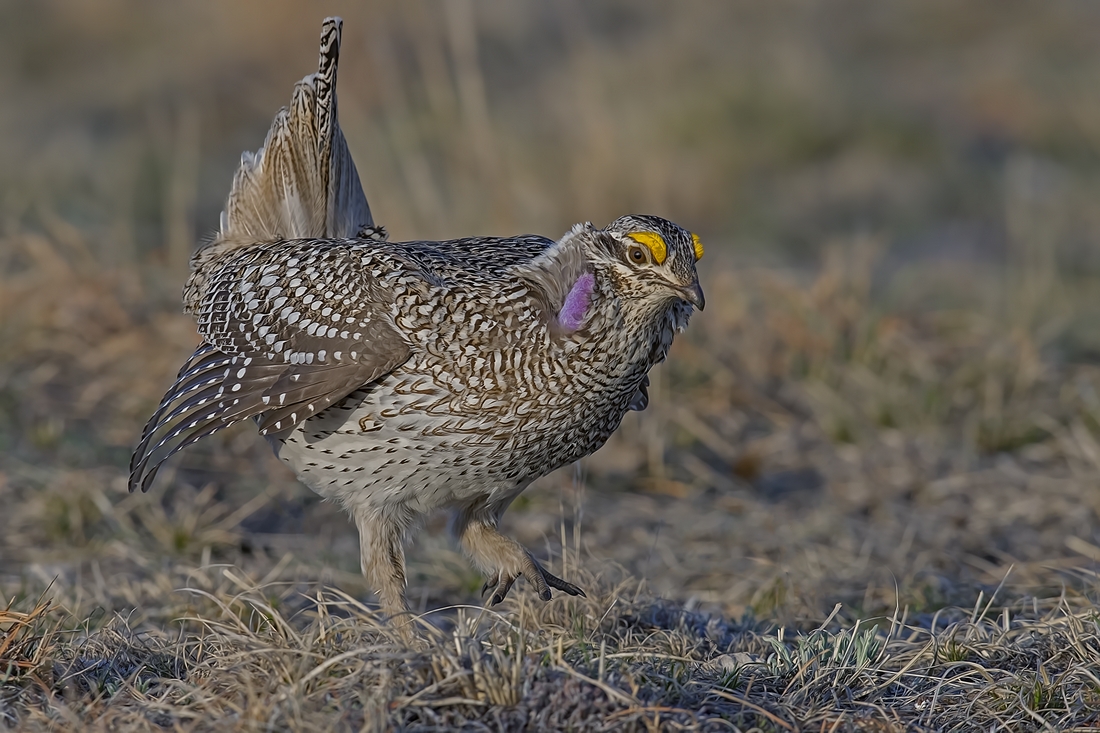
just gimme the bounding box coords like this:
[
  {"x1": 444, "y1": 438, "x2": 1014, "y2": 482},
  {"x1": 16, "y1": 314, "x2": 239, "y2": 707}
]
[
  {"x1": 222, "y1": 16, "x2": 371, "y2": 242},
  {"x1": 186, "y1": 17, "x2": 375, "y2": 312}
]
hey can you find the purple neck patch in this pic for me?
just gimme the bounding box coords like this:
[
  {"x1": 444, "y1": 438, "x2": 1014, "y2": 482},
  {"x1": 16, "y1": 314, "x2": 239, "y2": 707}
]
[{"x1": 557, "y1": 273, "x2": 595, "y2": 331}]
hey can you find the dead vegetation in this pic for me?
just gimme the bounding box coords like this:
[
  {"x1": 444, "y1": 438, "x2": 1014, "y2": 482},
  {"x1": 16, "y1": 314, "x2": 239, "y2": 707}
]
[
  {"x1": 4, "y1": 564, "x2": 1100, "y2": 730},
  {"x1": 5, "y1": 1, "x2": 1100, "y2": 730}
]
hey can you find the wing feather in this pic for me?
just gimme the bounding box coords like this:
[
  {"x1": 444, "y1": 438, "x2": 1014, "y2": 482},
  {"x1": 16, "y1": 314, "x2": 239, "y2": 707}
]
[
  {"x1": 130, "y1": 324, "x2": 410, "y2": 493},
  {"x1": 130, "y1": 18, "x2": 416, "y2": 493}
]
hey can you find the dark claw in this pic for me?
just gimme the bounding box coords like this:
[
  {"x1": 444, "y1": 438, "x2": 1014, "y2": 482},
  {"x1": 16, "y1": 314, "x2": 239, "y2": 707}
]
[
  {"x1": 481, "y1": 572, "x2": 504, "y2": 598},
  {"x1": 487, "y1": 574, "x2": 516, "y2": 606},
  {"x1": 484, "y1": 560, "x2": 584, "y2": 606},
  {"x1": 544, "y1": 571, "x2": 585, "y2": 598}
]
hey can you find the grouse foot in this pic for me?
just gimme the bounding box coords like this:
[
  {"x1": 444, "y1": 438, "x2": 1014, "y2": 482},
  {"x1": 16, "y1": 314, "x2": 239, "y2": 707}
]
[{"x1": 482, "y1": 555, "x2": 585, "y2": 606}]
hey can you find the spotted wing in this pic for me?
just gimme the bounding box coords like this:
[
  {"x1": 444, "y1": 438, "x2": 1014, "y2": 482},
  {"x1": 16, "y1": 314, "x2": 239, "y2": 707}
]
[{"x1": 129, "y1": 242, "x2": 412, "y2": 493}]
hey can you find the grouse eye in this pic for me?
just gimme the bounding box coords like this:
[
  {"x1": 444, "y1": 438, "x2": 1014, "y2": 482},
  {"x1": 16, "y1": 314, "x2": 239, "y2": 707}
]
[{"x1": 628, "y1": 245, "x2": 648, "y2": 264}]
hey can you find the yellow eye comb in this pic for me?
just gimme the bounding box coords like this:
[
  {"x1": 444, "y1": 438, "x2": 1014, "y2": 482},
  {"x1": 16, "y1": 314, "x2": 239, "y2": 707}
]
[
  {"x1": 626, "y1": 232, "x2": 668, "y2": 264},
  {"x1": 691, "y1": 233, "x2": 704, "y2": 261}
]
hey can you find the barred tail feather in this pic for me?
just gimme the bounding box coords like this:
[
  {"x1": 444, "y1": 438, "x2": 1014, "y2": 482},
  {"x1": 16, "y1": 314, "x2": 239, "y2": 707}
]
[
  {"x1": 221, "y1": 16, "x2": 371, "y2": 242},
  {"x1": 185, "y1": 17, "x2": 375, "y2": 312}
]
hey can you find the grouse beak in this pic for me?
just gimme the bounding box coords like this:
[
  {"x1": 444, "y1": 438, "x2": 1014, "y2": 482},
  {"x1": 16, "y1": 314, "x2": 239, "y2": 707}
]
[{"x1": 679, "y1": 280, "x2": 706, "y2": 311}]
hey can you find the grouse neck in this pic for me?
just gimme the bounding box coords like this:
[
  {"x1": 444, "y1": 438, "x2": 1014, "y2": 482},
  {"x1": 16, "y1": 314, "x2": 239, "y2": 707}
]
[{"x1": 513, "y1": 224, "x2": 594, "y2": 327}]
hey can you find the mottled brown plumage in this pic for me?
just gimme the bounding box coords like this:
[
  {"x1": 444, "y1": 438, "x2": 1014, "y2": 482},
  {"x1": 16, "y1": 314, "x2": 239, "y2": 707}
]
[{"x1": 131, "y1": 17, "x2": 704, "y2": 623}]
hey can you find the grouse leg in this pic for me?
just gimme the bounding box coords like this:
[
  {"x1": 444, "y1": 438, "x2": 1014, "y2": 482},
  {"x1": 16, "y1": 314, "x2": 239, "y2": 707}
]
[
  {"x1": 455, "y1": 508, "x2": 584, "y2": 606},
  {"x1": 353, "y1": 507, "x2": 411, "y2": 624}
]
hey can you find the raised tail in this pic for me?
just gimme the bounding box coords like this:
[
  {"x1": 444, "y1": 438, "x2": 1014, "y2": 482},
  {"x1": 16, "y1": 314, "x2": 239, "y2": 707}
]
[
  {"x1": 220, "y1": 15, "x2": 372, "y2": 241},
  {"x1": 185, "y1": 17, "x2": 377, "y2": 312},
  {"x1": 133, "y1": 17, "x2": 391, "y2": 493}
]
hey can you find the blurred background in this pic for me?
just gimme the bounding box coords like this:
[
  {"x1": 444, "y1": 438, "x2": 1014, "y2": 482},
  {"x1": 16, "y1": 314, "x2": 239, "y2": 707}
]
[{"x1": 4, "y1": 0, "x2": 1100, "y2": 625}]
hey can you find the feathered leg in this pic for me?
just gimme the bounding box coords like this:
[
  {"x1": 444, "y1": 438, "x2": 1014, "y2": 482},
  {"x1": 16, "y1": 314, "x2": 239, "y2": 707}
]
[
  {"x1": 354, "y1": 507, "x2": 412, "y2": 625},
  {"x1": 452, "y1": 499, "x2": 585, "y2": 606}
]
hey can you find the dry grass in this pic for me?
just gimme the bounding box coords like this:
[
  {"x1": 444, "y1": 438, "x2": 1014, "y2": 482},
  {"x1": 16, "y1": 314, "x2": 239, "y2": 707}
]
[
  {"x1": 4, "y1": 565, "x2": 1100, "y2": 730},
  {"x1": 5, "y1": 1, "x2": 1100, "y2": 730}
]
